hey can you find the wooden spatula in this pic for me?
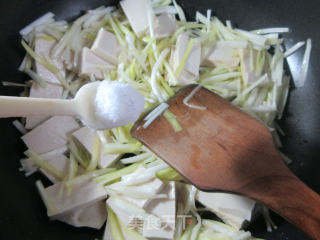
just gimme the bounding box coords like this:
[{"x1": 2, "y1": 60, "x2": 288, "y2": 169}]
[{"x1": 131, "y1": 84, "x2": 320, "y2": 239}]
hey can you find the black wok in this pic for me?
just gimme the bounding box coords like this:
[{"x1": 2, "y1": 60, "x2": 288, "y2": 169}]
[{"x1": 0, "y1": 0, "x2": 319, "y2": 239}]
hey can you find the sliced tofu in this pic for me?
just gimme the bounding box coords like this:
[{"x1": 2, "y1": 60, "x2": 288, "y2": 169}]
[
  {"x1": 239, "y1": 48, "x2": 262, "y2": 85},
  {"x1": 154, "y1": 14, "x2": 177, "y2": 38},
  {"x1": 171, "y1": 34, "x2": 201, "y2": 85},
  {"x1": 106, "y1": 196, "x2": 136, "y2": 227},
  {"x1": 202, "y1": 41, "x2": 240, "y2": 68},
  {"x1": 59, "y1": 201, "x2": 107, "y2": 229},
  {"x1": 25, "y1": 116, "x2": 49, "y2": 131},
  {"x1": 72, "y1": 126, "x2": 121, "y2": 168},
  {"x1": 108, "y1": 177, "x2": 165, "y2": 208},
  {"x1": 177, "y1": 69, "x2": 197, "y2": 85},
  {"x1": 40, "y1": 154, "x2": 69, "y2": 183},
  {"x1": 120, "y1": 0, "x2": 150, "y2": 37},
  {"x1": 45, "y1": 179, "x2": 107, "y2": 218},
  {"x1": 22, "y1": 116, "x2": 80, "y2": 154},
  {"x1": 26, "y1": 37, "x2": 65, "y2": 129},
  {"x1": 143, "y1": 182, "x2": 176, "y2": 239},
  {"x1": 103, "y1": 209, "x2": 138, "y2": 240},
  {"x1": 80, "y1": 47, "x2": 113, "y2": 80},
  {"x1": 196, "y1": 191, "x2": 256, "y2": 230},
  {"x1": 91, "y1": 28, "x2": 119, "y2": 64},
  {"x1": 34, "y1": 37, "x2": 66, "y2": 82},
  {"x1": 174, "y1": 34, "x2": 201, "y2": 76}
]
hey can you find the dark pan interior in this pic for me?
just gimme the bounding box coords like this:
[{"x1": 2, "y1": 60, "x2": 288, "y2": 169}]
[{"x1": 0, "y1": 0, "x2": 319, "y2": 239}]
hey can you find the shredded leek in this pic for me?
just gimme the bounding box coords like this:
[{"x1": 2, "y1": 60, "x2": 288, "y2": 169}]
[
  {"x1": 69, "y1": 139, "x2": 90, "y2": 168},
  {"x1": 21, "y1": 40, "x2": 59, "y2": 74},
  {"x1": 103, "y1": 142, "x2": 142, "y2": 154},
  {"x1": 156, "y1": 167, "x2": 184, "y2": 181},
  {"x1": 86, "y1": 135, "x2": 101, "y2": 171},
  {"x1": 16, "y1": 2, "x2": 312, "y2": 238},
  {"x1": 163, "y1": 109, "x2": 182, "y2": 132},
  {"x1": 25, "y1": 149, "x2": 65, "y2": 180},
  {"x1": 107, "y1": 206, "x2": 125, "y2": 240},
  {"x1": 35, "y1": 180, "x2": 57, "y2": 215},
  {"x1": 95, "y1": 163, "x2": 140, "y2": 185},
  {"x1": 174, "y1": 38, "x2": 194, "y2": 78}
]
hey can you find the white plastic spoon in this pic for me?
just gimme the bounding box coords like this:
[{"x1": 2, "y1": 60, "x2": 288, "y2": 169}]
[{"x1": 0, "y1": 80, "x2": 145, "y2": 130}]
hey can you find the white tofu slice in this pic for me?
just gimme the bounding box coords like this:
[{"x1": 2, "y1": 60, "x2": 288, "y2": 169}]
[
  {"x1": 26, "y1": 37, "x2": 65, "y2": 129},
  {"x1": 177, "y1": 69, "x2": 197, "y2": 85},
  {"x1": 91, "y1": 28, "x2": 119, "y2": 65},
  {"x1": 143, "y1": 182, "x2": 176, "y2": 239},
  {"x1": 72, "y1": 126, "x2": 121, "y2": 168},
  {"x1": 171, "y1": 34, "x2": 201, "y2": 85},
  {"x1": 22, "y1": 116, "x2": 80, "y2": 154},
  {"x1": 154, "y1": 14, "x2": 177, "y2": 38},
  {"x1": 196, "y1": 191, "x2": 256, "y2": 230},
  {"x1": 120, "y1": 0, "x2": 150, "y2": 37},
  {"x1": 80, "y1": 47, "x2": 113, "y2": 80},
  {"x1": 106, "y1": 197, "x2": 134, "y2": 227},
  {"x1": 173, "y1": 34, "x2": 201, "y2": 76},
  {"x1": 25, "y1": 116, "x2": 49, "y2": 130},
  {"x1": 58, "y1": 201, "x2": 107, "y2": 229},
  {"x1": 103, "y1": 210, "x2": 135, "y2": 240},
  {"x1": 45, "y1": 180, "x2": 107, "y2": 218},
  {"x1": 202, "y1": 41, "x2": 240, "y2": 68},
  {"x1": 40, "y1": 154, "x2": 69, "y2": 183},
  {"x1": 109, "y1": 178, "x2": 165, "y2": 208},
  {"x1": 34, "y1": 37, "x2": 66, "y2": 82},
  {"x1": 239, "y1": 48, "x2": 262, "y2": 85}
]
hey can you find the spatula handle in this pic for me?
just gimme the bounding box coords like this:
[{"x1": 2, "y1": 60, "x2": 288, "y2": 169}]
[
  {"x1": 239, "y1": 163, "x2": 320, "y2": 239},
  {"x1": 0, "y1": 96, "x2": 77, "y2": 118}
]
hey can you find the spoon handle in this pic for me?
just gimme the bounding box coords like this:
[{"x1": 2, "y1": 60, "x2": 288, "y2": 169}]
[
  {"x1": 0, "y1": 96, "x2": 78, "y2": 118},
  {"x1": 238, "y1": 159, "x2": 320, "y2": 240}
]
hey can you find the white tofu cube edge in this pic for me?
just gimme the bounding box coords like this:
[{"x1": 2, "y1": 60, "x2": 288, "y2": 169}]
[
  {"x1": 91, "y1": 28, "x2": 119, "y2": 65},
  {"x1": 196, "y1": 191, "x2": 256, "y2": 230}
]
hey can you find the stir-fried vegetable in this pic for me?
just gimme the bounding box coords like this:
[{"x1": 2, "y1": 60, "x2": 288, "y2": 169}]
[{"x1": 13, "y1": 0, "x2": 312, "y2": 239}]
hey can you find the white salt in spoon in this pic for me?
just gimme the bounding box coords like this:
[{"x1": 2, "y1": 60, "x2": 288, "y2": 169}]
[{"x1": 0, "y1": 80, "x2": 145, "y2": 130}]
